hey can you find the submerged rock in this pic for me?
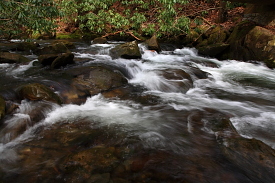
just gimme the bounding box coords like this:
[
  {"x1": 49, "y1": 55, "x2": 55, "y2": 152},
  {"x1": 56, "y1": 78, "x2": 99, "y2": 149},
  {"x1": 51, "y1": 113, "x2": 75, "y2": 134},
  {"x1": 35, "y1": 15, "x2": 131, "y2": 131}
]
[
  {"x1": 160, "y1": 69, "x2": 193, "y2": 93},
  {"x1": 0, "y1": 95, "x2": 5, "y2": 120},
  {"x1": 17, "y1": 83, "x2": 62, "y2": 104},
  {"x1": 110, "y1": 41, "x2": 141, "y2": 59},
  {"x1": 0, "y1": 52, "x2": 30, "y2": 63}
]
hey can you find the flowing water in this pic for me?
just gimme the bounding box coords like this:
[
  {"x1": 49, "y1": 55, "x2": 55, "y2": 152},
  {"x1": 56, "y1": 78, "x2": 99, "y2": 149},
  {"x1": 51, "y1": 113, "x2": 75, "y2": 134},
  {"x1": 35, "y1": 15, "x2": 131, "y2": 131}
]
[{"x1": 0, "y1": 41, "x2": 274, "y2": 182}]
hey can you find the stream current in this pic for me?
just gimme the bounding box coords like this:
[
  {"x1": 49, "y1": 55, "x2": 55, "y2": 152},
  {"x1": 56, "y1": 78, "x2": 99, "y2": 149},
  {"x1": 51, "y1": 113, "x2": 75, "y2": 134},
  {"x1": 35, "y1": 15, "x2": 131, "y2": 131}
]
[{"x1": 0, "y1": 41, "x2": 274, "y2": 182}]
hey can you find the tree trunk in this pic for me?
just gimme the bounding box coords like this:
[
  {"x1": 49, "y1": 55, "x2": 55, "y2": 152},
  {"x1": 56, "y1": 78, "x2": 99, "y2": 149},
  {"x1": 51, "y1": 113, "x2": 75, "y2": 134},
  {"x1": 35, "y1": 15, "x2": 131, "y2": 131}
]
[{"x1": 216, "y1": 1, "x2": 227, "y2": 23}]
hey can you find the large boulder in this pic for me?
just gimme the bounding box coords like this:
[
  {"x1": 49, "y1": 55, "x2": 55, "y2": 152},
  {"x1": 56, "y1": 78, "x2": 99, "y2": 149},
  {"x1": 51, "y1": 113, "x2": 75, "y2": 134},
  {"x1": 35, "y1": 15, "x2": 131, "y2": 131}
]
[
  {"x1": 38, "y1": 53, "x2": 75, "y2": 69},
  {"x1": 0, "y1": 95, "x2": 5, "y2": 120},
  {"x1": 219, "y1": 137, "x2": 275, "y2": 183},
  {"x1": 244, "y1": 26, "x2": 275, "y2": 68},
  {"x1": 0, "y1": 42, "x2": 39, "y2": 53},
  {"x1": 35, "y1": 40, "x2": 75, "y2": 55},
  {"x1": 110, "y1": 41, "x2": 141, "y2": 59},
  {"x1": 145, "y1": 35, "x2": 161, "y2": 53},
  {"x1": 51, "y1": 52, "x2": 74, "y2": 69},
  {"x1": 225, "y1": 21, "x2": 256, "y2": 61},
  {"x1": 17, "y1": 83, "x2": 62, "y2": 104},
  {"x1": 197, "y1": 25, "x2": 228, "y2": 48},
  {"x1": 70, "y1": 66, "x2": 128, "y2": 98},
  {"x1": 224, "y1": 22, "x2": 275, "y2": 67},
  {"x1": 38, "y1": 54, "x2": 59, "y2": 66},
  {"x1": 0, "y1": 52, "x2": 30, "y2": 63},
  {"x1": 198, "y1": 43, "x2": 230, "y2": 58}
]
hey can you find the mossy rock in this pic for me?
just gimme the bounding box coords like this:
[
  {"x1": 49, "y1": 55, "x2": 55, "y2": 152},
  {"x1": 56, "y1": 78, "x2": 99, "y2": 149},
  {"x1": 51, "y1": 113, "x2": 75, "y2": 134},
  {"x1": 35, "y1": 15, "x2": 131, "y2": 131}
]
[
  {"x1": 56, "y1": 33, "x2": 82, "y2": 39},
  {"x1": 244, "y1": 26, "x2": 275, "y2": 68},
  {"x1": 227, "y1": 21, "x2": 256, "y2": 45},
  {"x1": 206, "y1": 25, "x2": 228, "y2": 45},
  {"x1": 198, "y1": 43, "x2": 230, "y2": 57},
  {"x1": 51, "y1": 40, "x2": 76, "y2": 49},
  {"x1": 110, "y1": 41, "x2": 142, "y2": 59},
  {"x1": 0, "y1": 52, "x2": 30, "y2": 63},
  {"x1": 17, "y1": 83, "x2": 62, "y2": 104},
  {"x1": 16, "y1": 42, "x2": 40, "y2": 52},
  {"x1": 226, "y1": 21, "x2": 256, "y2": 61},
  {"x1": 182, "y1": 29, "x2": 201, "y2": 46},
  {"x1": 35, "y1": 41, "x2": 73, "y2": 55},
  {"x1": 0, "y1": 95, "x2": 5, "y2": 120}
]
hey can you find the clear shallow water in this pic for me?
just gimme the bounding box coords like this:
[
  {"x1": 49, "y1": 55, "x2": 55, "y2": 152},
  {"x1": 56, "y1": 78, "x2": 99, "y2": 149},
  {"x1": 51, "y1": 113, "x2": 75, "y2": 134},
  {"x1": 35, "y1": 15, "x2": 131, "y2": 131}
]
[{"x1": 0, "y1": 41, "x2": 274, "y2": 182}]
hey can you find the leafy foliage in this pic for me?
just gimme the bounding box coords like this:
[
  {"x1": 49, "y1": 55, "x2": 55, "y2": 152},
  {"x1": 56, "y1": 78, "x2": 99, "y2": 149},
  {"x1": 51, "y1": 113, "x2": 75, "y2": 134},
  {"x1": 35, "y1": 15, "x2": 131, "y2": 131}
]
[
  {"x1": 59, "y1": 0, "x2": 191, "y2": 37},
  {"x1": 0, "y1": 0, "x2": 61, "y2": 39}
]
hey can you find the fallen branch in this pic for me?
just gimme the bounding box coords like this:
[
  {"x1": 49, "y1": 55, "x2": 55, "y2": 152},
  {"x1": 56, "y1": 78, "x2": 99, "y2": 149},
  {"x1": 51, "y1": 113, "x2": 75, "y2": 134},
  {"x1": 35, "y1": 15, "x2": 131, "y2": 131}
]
[{"x1": 102, "y1": 30, "x2": 142, "y2": 41}]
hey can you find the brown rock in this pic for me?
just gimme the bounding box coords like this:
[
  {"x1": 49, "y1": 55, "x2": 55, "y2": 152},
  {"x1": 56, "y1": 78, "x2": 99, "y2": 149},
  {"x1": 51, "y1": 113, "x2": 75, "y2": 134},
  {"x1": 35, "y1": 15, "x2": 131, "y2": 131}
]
[
  {"x1": 0, "y1": 52, "x2": 30, "y2": 63},
  {"x1": 17, "y1": 83, "x2": 62, "y2": 104}
]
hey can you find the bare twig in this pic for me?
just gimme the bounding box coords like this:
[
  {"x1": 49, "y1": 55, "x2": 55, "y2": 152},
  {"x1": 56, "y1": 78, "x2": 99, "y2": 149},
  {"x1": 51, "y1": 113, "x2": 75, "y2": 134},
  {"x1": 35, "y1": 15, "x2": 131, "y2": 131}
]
[{"x1": 102, "y1": 30, "x2": 142, "y2": 41}]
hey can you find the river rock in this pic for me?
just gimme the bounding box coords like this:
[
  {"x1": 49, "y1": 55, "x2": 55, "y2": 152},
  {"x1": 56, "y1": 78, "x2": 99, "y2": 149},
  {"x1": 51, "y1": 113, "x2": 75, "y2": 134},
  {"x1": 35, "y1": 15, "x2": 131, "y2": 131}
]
[
  {"x1": 51, "y1": 52, "x2": 74, "y2": 69},
  {"x1": 35, "y1": 41, "x2": 74, "y2": 55},
  {"x1": 0, "y1": 95, "x2": 5, "y2": 120},
  {"x1": 102, "y1": 86, "x2": 160, "y2": 105},
  {"x1": 219, "y1": 137, "x2": 275, "y2": 183},
  {"x1": 244, "y1": 26, "x2": 275, "y2": 68},
  {"x1": 160, "y1": 69, "x2": 193, "y2": 93},
  {"x1": 38, "y1": 53, "x2": 74, "y2": 69},
  {"x1": 0, "y1": 52, "x2": 30, "y2": 63},
  {"x1": 71, "y1": 66, "x2": 128, "y2": 97},
  {"x1": 17, "y1": 83, "x2": 62, "y2": 104},
  {"x1": 93, "y1": 37, "x2": 108, "y2": 44},
  {"x1": 225, "y1": 21, "x2": 256, "y2": 61},
  {"x1": 110, "y1": 41, "x2": 141, "y2": 59},
  {"x1": 52, "y1": 40, "x2": 76, "y2": 49},
  {"x1": 0, "y1": 42, "x2": 39, "y2": 53},
  {"x1": 59, "y1": 146, "x2": 120, "y2": 175},
  {"x1": 38, "y1": 54, "x2": 59, "y2": 66},
  {"x1": 198, "y1": 43, "x2": 230, "y2": 58},
  {"x1": 145, "y1": 35, "x2": 161, "y2": 53},
  {"x1": 15, "y1": 42, "x2": 40, "y2": 52}
]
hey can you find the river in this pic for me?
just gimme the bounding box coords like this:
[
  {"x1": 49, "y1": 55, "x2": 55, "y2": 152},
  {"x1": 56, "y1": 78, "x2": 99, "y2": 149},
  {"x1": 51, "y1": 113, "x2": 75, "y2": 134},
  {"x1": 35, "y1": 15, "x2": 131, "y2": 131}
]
[{"x1": 0, "y1": 40, "x2": 274, "y2": 182}]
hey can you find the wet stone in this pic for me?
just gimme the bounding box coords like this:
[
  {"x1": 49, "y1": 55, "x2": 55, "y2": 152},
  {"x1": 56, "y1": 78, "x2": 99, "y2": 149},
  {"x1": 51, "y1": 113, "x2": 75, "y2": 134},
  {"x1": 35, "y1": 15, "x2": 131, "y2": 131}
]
[
  {"x1": 0, "y1": 95, "x2": 5, "y2": 120},
  {"x1": 16, "y1": 83, "x2": 62, "y2": 105},
  {"x1": 59, "y1": 146, "x2": 120, "y2": 174},
  {"x1": 71, "y1": 66, "x2": 128, "y2": 97}
]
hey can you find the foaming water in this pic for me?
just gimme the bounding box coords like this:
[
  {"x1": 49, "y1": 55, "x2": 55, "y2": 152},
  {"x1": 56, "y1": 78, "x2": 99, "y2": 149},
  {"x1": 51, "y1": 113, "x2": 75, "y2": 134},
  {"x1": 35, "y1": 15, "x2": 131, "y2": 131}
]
[
  {"x1": 70, "y1": 43, "x2": 275, "y2": 149},
  {"x1": 1, "y1": 42, "x2": 275, "y2": 169}
]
